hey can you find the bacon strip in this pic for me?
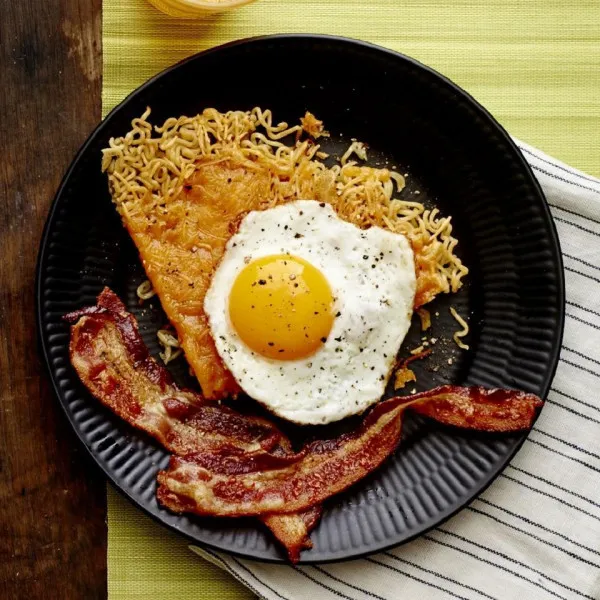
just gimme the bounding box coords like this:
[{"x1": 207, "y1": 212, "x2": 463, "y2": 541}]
[
  {"x1": 65, "y1": 289, "x2": 284, "y2": 454},
  {"x1": 408, "y1": 385, "x2": 543, "y2": 432},
  {"x1": 65, "y1": 288, "x2": 318, "y2": 560},
  {"x1": 65, "y1": 288, "x2": 543, "y2": 561},
  {"x1": 157, "y1": 386, "x2": 542, "y2": 518},
  {"x1": 262, "y1": 506, "x2": 322, "y2": 561}
]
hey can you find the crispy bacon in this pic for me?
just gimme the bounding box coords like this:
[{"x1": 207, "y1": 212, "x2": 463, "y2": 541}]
[
  {"x1": 65, "y1": 288, "x2": 319, "y2": 560},
  {"x1": 261, "y1": 507, "x2": 323, "y2": 563},
  {"x1": 408, "y1": 385, "x2": 543, "y2": 432},
  {"x1": 65, "y1": 289, "x2": 283, "y2": 454},
  {"x1": 157, "y1": 387, "x2": 542, "y2": 518},
  {"x1": 66, "y1": 288, "x2": 543, "y2": 562}
]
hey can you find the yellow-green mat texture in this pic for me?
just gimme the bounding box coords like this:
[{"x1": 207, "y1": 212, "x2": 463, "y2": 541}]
[{"x1": 103, "y1": 1, "x2": 600, "y2": 598}]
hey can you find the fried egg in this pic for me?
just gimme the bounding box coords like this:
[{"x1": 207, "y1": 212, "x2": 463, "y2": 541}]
[{"x1": 204, "y1": 200, "x2": 416, "y2": 424}]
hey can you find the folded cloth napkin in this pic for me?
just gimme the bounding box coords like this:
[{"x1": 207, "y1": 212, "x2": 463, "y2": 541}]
[{"x1": 190, "y1": 142, "x2": 600, "y2": 600}]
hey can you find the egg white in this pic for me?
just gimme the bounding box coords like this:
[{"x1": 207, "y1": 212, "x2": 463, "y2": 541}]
[{"x1": 204, "y1": 200, "x2": 416, "y2": 425}]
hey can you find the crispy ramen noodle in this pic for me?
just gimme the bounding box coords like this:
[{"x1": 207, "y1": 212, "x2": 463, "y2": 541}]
[
  {"x1": 102, "y1": 107, "x2": 468, "y2": 309},
  {"x1": 341, "y1": 140, "x2": 367, "y2": 165},
  {"x1": 136, "y1": 280, "x2": 156, "y2": 300},
  {"x1": 450, "y1": 307, "x2": 470, "y2": 350},
  {"x1": 157, "y1": 329, "x2": 182, "y2": 364},
  {"x1": 137, "y1": 280, "x2": 182, "y2": 365}
]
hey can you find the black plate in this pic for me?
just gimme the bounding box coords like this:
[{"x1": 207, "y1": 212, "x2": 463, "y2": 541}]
[{"x1": 36, "y1": 34, "x2": 564, "y2": 563}]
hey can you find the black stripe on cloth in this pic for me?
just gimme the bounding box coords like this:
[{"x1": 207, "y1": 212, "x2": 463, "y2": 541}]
[
  {"x1": 365, "y1": 557, "x2": 469, "y2": 600},
  {"x1": 565, "y1": 265, "x2": 600, "y2": 286},
  {"x1": 518, "y1": 145, "x2": 600, "y2": 188},
  {"x1": 528, "y1": 438, "x2": 600, "y2": 475},
  {"x1": 476, "y1": 499, "x2": 600, "y2": 559},
  {"x1": 292, "y1": 567, "x2": 353, "y2": 600},
  {"x1": 551, "y1": 387, "x2": 600, "y2": 413},
  {"x1": 549, "y1": 203, "x2": 600, "y2": 227},
  {"x1": 545, "y1": 397, "x2": 600, "y2": 425},
  {"x1": 566, "y1": 311, "x2": 600, "y2": 331},
  {"x1": 507, "y1": 464, "x2": 600, "y2": 510},
  {"x1": 554, "y1": 216, "x2": 600, "y2": 239},
  {"x1": 564, "y1": 252, "x2": 600, "y2": 273},
  {"x1": 559, "y1": 356, "x2": 600, "y2": 379},
  {"x1": 200, "y1": 549, "x2": 287, "y2": 600},
  {"x1": 381, "y1": 553, "x2": 498, "y2": 600},
  {"x1": 312, "y1": 566, "x2": 388, "y2": 600},
  {"x1": 467, "y1": 506, "x2": 600, "y2": 569},
  {"x1": 567, "y1": 300, "x2": 600, "y2": 320},
  {"x1": 431, "y1": 530, "x2": 592, "y2": 600},
  {"x1": 534, "y1": 428, "x2": 600, "y2": 461},
  {"x1": 500, "y1": 473, "x2": 600, "y2": 522},
  {"x1": 229, "y1": 556, "x2": 291, "y2": 600},
  {"x1": 563, "y1": 346, "x2": 600, "y2": 367},
  {"x1": 425, "y1": 534, "x2": 569, "y2": 600},
  {"x1": 529, "y1": 162, "x2": 600, "y2": 197}
]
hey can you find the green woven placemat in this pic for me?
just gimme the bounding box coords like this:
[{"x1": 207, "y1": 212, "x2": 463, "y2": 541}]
[
  {"x1": 103, "y1": 1, "x2": 600, "y2": 598},
  {"x1": 104, "y1": 0, "x2": 600, "y2": 176},
  {"x1": 107, "y1": 488, "x2": 253, "y2": 598}
]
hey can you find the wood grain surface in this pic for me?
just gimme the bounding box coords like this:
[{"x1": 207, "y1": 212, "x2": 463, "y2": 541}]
[{"x1": 0, "y1": 1, "x2": 105, "y2": 598}]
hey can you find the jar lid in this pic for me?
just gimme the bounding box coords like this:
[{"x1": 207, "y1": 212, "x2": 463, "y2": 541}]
[{"x1": 147, "y1": 0, "x2": 257, "y2": 17}]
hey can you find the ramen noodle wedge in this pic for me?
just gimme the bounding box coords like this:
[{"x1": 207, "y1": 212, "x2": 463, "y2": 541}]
[{"x1": 101, "y1": 108, "x2": 468, "y2": 399}]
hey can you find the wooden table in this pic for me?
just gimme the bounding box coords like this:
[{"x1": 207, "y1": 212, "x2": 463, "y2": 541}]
[
  {"x1": 2, "y1": 2, "x2": 599, "y2": 599},
  {"x1": 0, "y1": 1, "x2": 105, "y2": 598}
]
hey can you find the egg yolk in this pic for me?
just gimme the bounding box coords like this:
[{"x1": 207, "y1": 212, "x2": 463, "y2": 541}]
[{"x1": 228, "y1": 254, "x2": 335, "y2": 360}]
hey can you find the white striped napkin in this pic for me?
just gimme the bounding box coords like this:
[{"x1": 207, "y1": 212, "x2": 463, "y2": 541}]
[{"x1": 191, "y1": 143, "x2": 600, "y2": 600}]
